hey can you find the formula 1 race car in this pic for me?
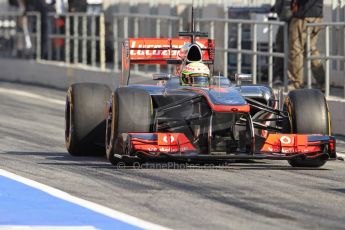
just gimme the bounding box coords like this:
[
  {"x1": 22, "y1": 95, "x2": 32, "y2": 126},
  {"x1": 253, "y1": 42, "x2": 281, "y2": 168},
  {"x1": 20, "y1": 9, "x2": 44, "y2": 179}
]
[{"x1": 65, "y1": 28, "x2": 336, "y2": 168}]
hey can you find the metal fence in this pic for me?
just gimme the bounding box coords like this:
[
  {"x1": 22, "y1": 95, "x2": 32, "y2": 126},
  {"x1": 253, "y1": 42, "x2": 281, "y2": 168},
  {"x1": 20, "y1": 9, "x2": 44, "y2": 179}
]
[
  {"x1": 112, "y1": 13, "x2": 183, "y2": 73},
  {"x1": 1, "y1": 10, "x2": 345, "y2": 99},
  {"x1": 196, "y1": 17, "x2": 288, "y2": 88},
  {"x1": 0, "y1": 12, "x2": 40, "y2": 61},
  {"x1": 306, "y1": 22, "x2": 345, "y2": 98},
  {"x1": 111, "y1": 13, "x2": 289, "y2": 89},
  {"x1": 46, "y1": 12, "x2": 106, "y2": 70},
  {"x1": 0, "y1": 11, "x2": 105, "y2": 70}
]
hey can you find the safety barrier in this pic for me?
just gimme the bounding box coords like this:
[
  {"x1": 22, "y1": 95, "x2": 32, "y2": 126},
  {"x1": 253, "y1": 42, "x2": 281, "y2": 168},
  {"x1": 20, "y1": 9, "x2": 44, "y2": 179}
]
[
  {"x1": 0, "y1": 12, "x2": 40, "y2": 61},
  {"x1": 306, "y1": 22, "x2": 345, "y2": 98}
]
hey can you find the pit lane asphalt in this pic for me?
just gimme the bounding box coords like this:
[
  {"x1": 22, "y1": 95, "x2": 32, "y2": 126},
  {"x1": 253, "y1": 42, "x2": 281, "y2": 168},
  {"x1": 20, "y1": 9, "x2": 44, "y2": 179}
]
[{"x1": 1, "y1": 81, "x2": 345, "y2": 230}]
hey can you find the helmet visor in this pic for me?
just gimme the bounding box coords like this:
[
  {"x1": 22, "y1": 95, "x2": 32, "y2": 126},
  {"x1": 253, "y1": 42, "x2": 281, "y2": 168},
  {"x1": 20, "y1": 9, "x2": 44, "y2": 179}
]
[{"x1": 190, "y1": 74, "x2": 209, "y2": 87}]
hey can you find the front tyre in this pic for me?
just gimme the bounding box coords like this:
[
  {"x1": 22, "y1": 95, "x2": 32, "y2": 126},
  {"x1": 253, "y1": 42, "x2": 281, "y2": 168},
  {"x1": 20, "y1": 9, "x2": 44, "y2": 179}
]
[
  {"x1": 106, "y1": 88, "x2": 152, "y2": 165},
  {"x1": 65, "y1": 83, "x2": 111, "y2": 156},
  {"x1": 283, "y1": 89, "x2": 330, "y2": 167}
]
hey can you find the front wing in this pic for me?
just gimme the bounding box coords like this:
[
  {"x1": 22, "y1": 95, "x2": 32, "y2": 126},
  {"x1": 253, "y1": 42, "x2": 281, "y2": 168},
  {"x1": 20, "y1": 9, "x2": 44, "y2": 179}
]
[{"x1": 122, "y1": 133, "x2": 336, "y2": 161}]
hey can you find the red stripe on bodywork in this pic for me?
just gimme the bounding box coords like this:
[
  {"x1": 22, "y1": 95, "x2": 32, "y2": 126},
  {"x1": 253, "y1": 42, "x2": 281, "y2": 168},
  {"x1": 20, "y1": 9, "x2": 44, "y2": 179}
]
[
  {"x1": 128, "y1": 133, "x2": 196, "y2": 154},
  {"x1": 210, "y1": 104, "x2": 250, "y2": 113},
  {"x1": 261, "y1": 134, "x2": 322, "y2": 155}
]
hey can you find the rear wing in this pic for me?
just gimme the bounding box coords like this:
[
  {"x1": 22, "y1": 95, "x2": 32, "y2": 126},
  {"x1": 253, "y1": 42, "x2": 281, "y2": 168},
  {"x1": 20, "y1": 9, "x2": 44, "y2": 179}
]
[
  {"x1": 122, "y1": 38, "x2": 214, "y2": 65},
  {"x1": 121, "y1": 38, "x2": 215, "y2": 85}
]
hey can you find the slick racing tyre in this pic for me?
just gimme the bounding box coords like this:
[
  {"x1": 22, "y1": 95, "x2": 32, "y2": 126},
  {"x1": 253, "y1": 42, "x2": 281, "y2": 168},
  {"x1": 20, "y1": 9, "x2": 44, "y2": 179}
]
[
  {"x1": 65, "y1": 83, "x2": 111, "y2": 156},
  {"x1": 106, "y1": 87, "x2": 152, "y2": 165},
  {"x1": 283, "y1": 89, "x2": 331, "y2": 167}
]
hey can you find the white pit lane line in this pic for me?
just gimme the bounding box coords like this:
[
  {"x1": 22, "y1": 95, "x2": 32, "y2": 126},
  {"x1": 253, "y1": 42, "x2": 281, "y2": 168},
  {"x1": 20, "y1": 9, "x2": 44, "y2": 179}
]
[
  {"x1": 0, "y1": 87, "x2": 65, "y2": 105},
  {"x1": 0, "y1": 169, "x2": 171, "y2": 230}
]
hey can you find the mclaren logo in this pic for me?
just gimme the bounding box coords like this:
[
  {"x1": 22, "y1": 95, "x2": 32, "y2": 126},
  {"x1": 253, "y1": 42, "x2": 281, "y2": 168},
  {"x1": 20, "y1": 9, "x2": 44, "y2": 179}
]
[{"x1": 163, "y1": 135, "x2": 175, "y2": 143}]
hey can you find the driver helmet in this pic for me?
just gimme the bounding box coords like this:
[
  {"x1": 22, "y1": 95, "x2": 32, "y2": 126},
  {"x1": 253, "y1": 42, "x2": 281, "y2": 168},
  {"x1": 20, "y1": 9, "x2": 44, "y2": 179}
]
[{"x1": 181, "y1": 62, "x2": 210, "y2": 87}]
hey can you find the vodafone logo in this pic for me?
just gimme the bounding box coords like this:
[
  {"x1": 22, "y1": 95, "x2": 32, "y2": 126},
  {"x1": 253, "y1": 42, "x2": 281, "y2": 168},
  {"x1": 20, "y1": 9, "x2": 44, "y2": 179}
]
[
  {"x1": 163, "y1": 135, "x2": 175, "y2": 143},
  {"x1": 280, "y1": 136, "x2": 292, "y2": 144}
]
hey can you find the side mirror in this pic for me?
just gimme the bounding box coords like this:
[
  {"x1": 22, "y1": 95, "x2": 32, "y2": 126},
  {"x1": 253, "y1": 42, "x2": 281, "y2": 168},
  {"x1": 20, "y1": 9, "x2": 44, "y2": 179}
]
[
  {"x1": 234, "y1": 73, "x2": 253, "y2": 85},
  {"x1": 152, "y1": 73, "x2": 171, "y2": 81},
  {"x1": 211, "y1": 76, "x2": 231, "y2": 87}
]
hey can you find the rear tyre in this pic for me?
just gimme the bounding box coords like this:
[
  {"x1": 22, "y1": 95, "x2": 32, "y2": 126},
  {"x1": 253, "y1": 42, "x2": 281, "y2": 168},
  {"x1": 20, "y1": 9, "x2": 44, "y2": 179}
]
[
  {"x1": 106, "y1": 88, "x2": 152, "y2": 165},
  {"x1": 65, "y1": 83, "x2": 111, "y2": 156},
  {"x1": 283, "y1": 89, "x2": 330, "y2": 167}
]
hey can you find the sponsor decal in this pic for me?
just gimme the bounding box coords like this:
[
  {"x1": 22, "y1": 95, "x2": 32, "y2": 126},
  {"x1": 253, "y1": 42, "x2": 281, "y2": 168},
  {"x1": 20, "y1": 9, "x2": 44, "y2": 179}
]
[
  {"x1": 281, "y1": 147, "x2": 295, "y2": 153},
  {"x1": 163, "y1": 135, "x2": 175, "y2": 144},
  {"x1": 149, "y1": 148, "x2": 158, "y2": 152},
  {"x1": 159, "y1": 147, "x2": 171, "y2": 152},
  {"x1": 129, "y1": 41, "x2": 181, "y2": 56},
  {"x1": 127, "y1": 38, "x2": 210, "y2": 60},
  {"x1": 280, "y1": 136, "x2": 292, "y2": 144}
]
